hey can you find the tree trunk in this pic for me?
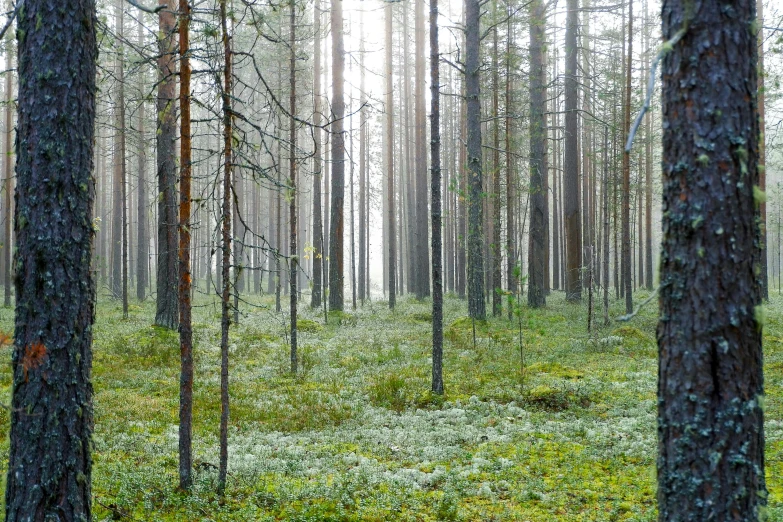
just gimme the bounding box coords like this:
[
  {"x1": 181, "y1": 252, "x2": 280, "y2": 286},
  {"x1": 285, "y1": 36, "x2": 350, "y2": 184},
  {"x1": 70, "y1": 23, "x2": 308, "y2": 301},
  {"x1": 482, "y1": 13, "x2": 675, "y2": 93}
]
[
  {"x1": 218, "y1": 0, "x2": 232, "y2": 495},
  {"x1": 758, "y1": 0, "x2": 767, "y2": 300},
  {"x1": 415, "y1": 0, "x2": 430, "y2": 299},
  {"x1": 328, "y1": 0, "x2": 345, "y2": 311},
  {"x1": 358, "y1": 1, "x2": 366, "y2": 306},
  {"x1": 491, "y1": 3, "x2": 502, "y2": 315},
  {"x1": 156, "y1": 0, "x2": 179, "y2": 329},
  {"x1": 3, "y1": 12, "x2": 12, "y2": 308},
  {"x1": 657, "y1": 0, "x2": 766, "y2": 518},
  {"x1": 527, "y1": 0, "x2": 547, "y2": 308},
  {"x1": 621, "y1": 0, "x2": 633, "y2": 314},
  {"x1": 5, "y1": 0, "x2": 97, "y2": 517},
  {"x1": 564, "y1": 0, "x2": 581, "y2": 301},
  {"x1": 385, "y1": 0, "x2": 396, "y2": 309},
  {"x1": 290, "y1": 0, "x2": 299, "y2": 371},
  {"x1": 430, "y1": 0, "x2": 443, "y2": 394},
  {"x1": 177, "y1": 0, "x2": 193, "y2": 491},
  {"x1": 505, "y1": 11, "x2": 515, "y2": 313},
  {"x1": 137, "y1": 20, "x2": 149, "y2": 302},
  {"x1": 466, "y1": 0, "x2": 485, "y2": 319}
]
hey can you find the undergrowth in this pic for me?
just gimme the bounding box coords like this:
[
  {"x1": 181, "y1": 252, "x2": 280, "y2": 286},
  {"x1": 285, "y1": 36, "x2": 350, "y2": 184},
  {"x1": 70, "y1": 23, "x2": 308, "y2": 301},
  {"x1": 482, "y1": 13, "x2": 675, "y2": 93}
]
[{"x1": 0, "y1": 290, "x2": 779, "y2": 520}]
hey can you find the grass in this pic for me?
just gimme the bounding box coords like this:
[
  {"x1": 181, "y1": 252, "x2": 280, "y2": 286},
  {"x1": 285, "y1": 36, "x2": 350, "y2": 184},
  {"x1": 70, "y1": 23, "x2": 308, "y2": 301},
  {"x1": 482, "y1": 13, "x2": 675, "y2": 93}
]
[{"x1": 0, "y1": 289, "x2": 782, "y2": 520}]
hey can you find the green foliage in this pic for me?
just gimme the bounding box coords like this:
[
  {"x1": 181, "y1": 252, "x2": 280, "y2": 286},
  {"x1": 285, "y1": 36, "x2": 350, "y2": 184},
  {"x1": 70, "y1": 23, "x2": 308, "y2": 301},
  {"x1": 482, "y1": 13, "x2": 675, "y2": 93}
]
[
  {"x1": 297, "y1": 318, "x2": 323, "y2": 333},
  {"x1": 367, "y1": 371, "x2": 408, "y2": 412}
]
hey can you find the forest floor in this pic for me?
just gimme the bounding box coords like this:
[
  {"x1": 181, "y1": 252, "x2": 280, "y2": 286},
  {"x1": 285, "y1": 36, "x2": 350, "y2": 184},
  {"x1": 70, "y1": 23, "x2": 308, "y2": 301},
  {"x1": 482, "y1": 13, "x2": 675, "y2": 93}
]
[{"x1": 0, "y1": 289, "x2": 782, "y2": 521}]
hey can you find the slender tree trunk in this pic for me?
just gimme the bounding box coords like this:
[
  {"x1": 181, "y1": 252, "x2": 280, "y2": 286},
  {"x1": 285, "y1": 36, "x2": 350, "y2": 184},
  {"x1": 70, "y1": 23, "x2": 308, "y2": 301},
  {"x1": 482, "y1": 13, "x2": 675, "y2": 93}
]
[
  {"x1": 456, "y1": 76, "x2": 467, "y2": 299},
  {"x1": 657, "y1": 1, "x2": 766, "y2": 517},
  {"x1": 415, "y1": 0, "x2": 430, "y2": 299},
  {"x1": 430, "y1": 0, "x2": 443, "y2": 394},
  {"x1": 466, "y1": 0, "x2": 485, "y2": 319},
  {"x1": 602, "y1": 126, "x2": 609, "y2": 325},
  {"x1": 312, "y1": 0, "x2": 323, "y2": 308},
  {"x1": 564, "y1": 0, "x2": 581, "y2": 301},
  {"x1": 506, "y1": 11, "x2": 515, "y2": 313},
  {"x1": 385, "y1": 0, "x2": 396, "y2": 309},
  {"x1": 358, "y1": 1, "x2": 366, "y2": 305},
  {"x1": 177, "y1": 0, "x2": 193, "y2": 491},
  {"x1": 3, "y1": 17, "x2": 12, "y2": 308},
  {"x1": 137, "y1": 20, "x2": 149, "y2": 302},
  {"x1": 621, "y1": 0, "x2": 633, "y2": 314},
  {"x1": 5, "y1": 0, "x2": 97, "y2": 517},
  {"x1": 218, "y1": 0, "x2": 231, "y2": 495},
  {"x1": 758, "y1": 0, "x2": 767, "y2": 300},
  {"x1": 328, "y1": 0, "x2": 345, "y2": 311},
  {"x1": 290, "y1": 0, "x2": 299, "y2": 371},
  {"x1": 491, "y1": 3, "x2": 502, "y2": 315},
  {"x1": 527, "y1": 0, "x2": 547, "y2": 308},
  {"x1": 156, "y1": 0, "x2": 179, "y2": 329}
]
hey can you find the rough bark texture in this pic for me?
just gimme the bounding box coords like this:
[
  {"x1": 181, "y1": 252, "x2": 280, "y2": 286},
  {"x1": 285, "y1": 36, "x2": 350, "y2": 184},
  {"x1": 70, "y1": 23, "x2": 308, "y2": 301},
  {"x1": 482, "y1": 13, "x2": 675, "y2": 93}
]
[
  {"x1": 564, "y1": 0, "x2": 581, "y2": 301},
  {"x1": 218, "y1": 0, "x2": 232, "y2": 494},
  {"x1": 5, "y1": 0, "x2": 97, "y2": 518},
  {"x1": 3, "y1": 18, "x2": 12, "y2": 308},
  {"x1": 156, "y1": 0, "x2": 179, "y2": 329},
  {"x1": 466, "y1": 0, "x2": 485, "y2": 319},
  {"x1": 328, "y1": 0, "x2": 345, "y2": 311},
  {"x1": 430, "y1": 0, "x2": 443, "y2": 395},
  {"x1": 178, "y1": 0, "x2": 193, "y2": 490},
  {"x1": 657, "y1": 1, "x2": 766, "y2": 519},
  {"x1": 527, "y1": 0, "x2": 547, "y2": 308},
  {"x1": 491, "y1": 6, "x2": 502, "y2": 316}
]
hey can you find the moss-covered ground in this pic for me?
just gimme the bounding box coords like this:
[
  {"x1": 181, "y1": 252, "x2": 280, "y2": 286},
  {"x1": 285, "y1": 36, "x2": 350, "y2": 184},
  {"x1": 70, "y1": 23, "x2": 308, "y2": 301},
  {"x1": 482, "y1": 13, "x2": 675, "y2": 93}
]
[{"x1": 0, "y1": 289, "x2": 782, "y2": 521}]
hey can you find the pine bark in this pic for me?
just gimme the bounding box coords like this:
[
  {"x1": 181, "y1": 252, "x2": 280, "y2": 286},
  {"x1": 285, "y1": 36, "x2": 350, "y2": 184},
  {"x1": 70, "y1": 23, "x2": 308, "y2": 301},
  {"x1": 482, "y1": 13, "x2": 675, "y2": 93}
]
[
  {"x1": 430, "y1": 0, "x2": 443, "y2": 394},
  {"x1": 177, "y1": 0, "x2": 193, "y2": 491},
  {"x1": 289, "y1": 0, "x2": 299, "y2": 370},
  {"x1": 657, "y1": 0, "x2": 766, "y2": 518},
  {"x1": 466, "y1": 0, "x2": 485, "y2": 319},
  {"x1": 156, "y1": 0, "x2": 179, "y2": 329},
  {"x1": 415, "y1": 0, "x2": 430, "y2": 298},
  {"x1": 3, "y1": 20, "x2": 12, "y2": 308},
  {"x1": 5, "y1": 0, "x2": 97, "y2": 517},
  {"x1": 218, "y1": 0, "x2": 232, "y2": 495},
  {"x1": 328, "y1": 0, "x2": 345, "y2": 311},
  {"x1": 527, "y1": 0, "x2": 547, "y2": 308},
  {"x1": 563, "y1": 0, "x2": 581, "y2": 301}
]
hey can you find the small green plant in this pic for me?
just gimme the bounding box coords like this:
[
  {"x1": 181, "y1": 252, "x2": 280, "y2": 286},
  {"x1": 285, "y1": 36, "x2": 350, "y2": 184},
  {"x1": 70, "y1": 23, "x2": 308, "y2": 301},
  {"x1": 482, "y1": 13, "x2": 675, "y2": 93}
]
[{"x1": 368, "y1": 371, "x2": 408, "y2": 412}]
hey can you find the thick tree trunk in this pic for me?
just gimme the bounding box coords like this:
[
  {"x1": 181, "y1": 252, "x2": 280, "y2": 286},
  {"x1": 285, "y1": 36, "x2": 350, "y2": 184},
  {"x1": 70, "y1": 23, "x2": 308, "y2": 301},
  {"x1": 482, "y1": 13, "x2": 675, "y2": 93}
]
[
  {"x1": 527, "y1": 0, "x2": 547, "y2": 308},
  {"x1": 328, "y1": 0, "x2": 345, "y2": 311},
  {"x1": 466, "y1": 0, "x2": 485, "y2": 319},
  {"x1": 156, "y1": 0, "x2": 179, "y2": 329},
  {"x1": 177, "y1": 0, "x2": 193, "y2": 491},
  {"x1": 657, "y1": 0, "x2": 766, "y2": 518},
  {"x1": 5, "y1": 0, "x2": 97, "y2": 517},
  {"x1": 506, "y1": 12, "x2": 515, "y2": 311},
  {"x1": 563, "y1": 0, "x2": 581, "y2": 301}
]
